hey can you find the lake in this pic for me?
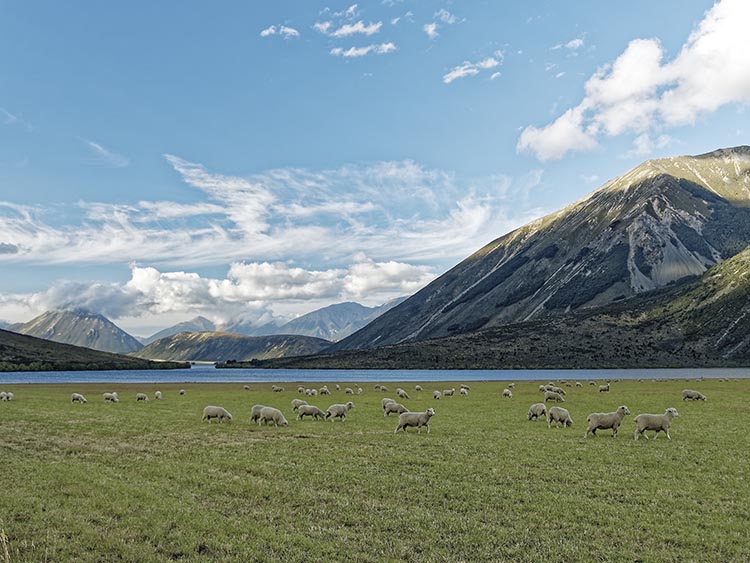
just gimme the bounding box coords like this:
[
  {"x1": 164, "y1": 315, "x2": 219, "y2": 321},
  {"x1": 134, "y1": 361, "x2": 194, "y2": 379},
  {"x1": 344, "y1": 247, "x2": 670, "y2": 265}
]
[{"x1": 1, "y1": 364, "x2": 749, "y2": 384}]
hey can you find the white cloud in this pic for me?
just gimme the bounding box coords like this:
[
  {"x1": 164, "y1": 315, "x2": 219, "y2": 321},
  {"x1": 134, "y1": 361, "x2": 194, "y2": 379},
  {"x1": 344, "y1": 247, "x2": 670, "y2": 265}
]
[
  {"x1": 443, "y1": 53, "x2": 503, "y2": 84},
  {"x1": 490, "y1": 72, "x2": 501, "y2": 80},
  {"x1": 552, "y1": 37, "x2": 584, "y2": 51},
  {"x1": 82, "y1": 139, "x2": 129, "y2": 168},
  {"x1": 260, "y1": 24, "x2": 300, "y2": 38},
  {"x1": 260, "y1": 25, "x2": 276, "y2": 37},
  {"x1": 317, "y1": 20, "x2": 382, "y2": 37},
  {"x1": 330, "y1": 42, "x2": 396, "y2": 57},
  {"x1": 313, "y1": 21, "x2": 332, "y2": 34},
  {"x1": 423, "y1": 22, "x2": 438, "y2": 39},
  {"x1": 518, "y1": 0, "x2": 750, "y2": 161},
  {"x1": 624, "y1": 133, "x2": 674, "y2": 158},
  {"x1": 434, "y1": 9, "x2": 460, "y2": 25}
]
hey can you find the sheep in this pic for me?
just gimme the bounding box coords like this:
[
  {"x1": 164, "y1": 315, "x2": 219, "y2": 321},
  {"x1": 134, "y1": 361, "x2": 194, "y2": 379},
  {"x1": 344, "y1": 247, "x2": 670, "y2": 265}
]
[
  {"x1": 103, "y1": 392, "x2": 119, "y2": 403},
  {"x1": 397, "y1": 388, "x2": 411, "y2": 400},
  {"x1": 460, "y1": 384, "x2": 471, "y2": 390},
  {"x1": 259, "y1": 406, "x2": 289, "y2": 427},
  {"x1": 384, "y1": 402, "x2": 409, "y2": 417},
  {"x1": 539, "y1": 385, "x2": 548, "y2": 392},
  {"x1": 310, "y1": 389, "x2": 318, "y2": 396},
  {"x1": 507, "y1": 383, "x2": 515, "y2": 389},
  {"x1": 502, "y1": 389, "x2": 513, "y2": 399},
  {"x1": 154, "y1": 391, "x2": 162, "y2": 400},
  {"x1": 271, "y1": 385, "x2": 284, "y2": 392},
  {"x1": 634, "y1": 408, "x2": 680, "y2": 441},
  {"x1": 395, "y1": 408, "x2": 435, "y2": 434},
  {"x1": 357, "y1": 387, "x2": 363, "y2": 395},
  {"x1": 382, "y1": 397, "x2": 397, "y2": 411},
  {"x1": 319, "y1": 386, "x2": 330, "y2": 395},
  {"x1": 575, "y1": 382, "x2": 582, "y2": 387},
  {"x1": 179, "y1": 389, "x2": 186, "y2": 395},
  {"x1": 326, "y1": 401, "x2": 354, "y2": 421},
  {"x1": 379, "y1": 386, "x2": 389, "y2": 392},
  {"x1": 304, "y1": 389, "x2": 313, "y2": 396},
  {"x1": 549, "y1": 386, "x2": 566, "y2": 395},
  {"x1": 244, "y1": 385, "x2": 251, "y2": 391},
  {"x1": 589, "y1": 381, "x2": 596, "y2": 386},
  {"x1": 543, "y1": 384, "x2": 556, "y2": 391},
  {"x1": 202, "y1": 405, "x2": 233, "y2": 424},
  {"x1": 584, "y1": 405, "x2": 631, "y2": 438},
  {"x1": 297, "y1": 386, "x2": 305, "y2": 394},
  {"x1": 599, "y1": 384, "x2": 610, "y2": 393},
  {"x1": 2, "y1": 391, "x2": 14, "y2": 401},
  {"x1": 291, "y1": 399, "x2": 308, "y2": 411},
  {"x1": 544, "y1": 391, "x2": 564, "y2": 403},
  {"x1": 250, "y1": 404, "x2": 266, "y2": 424},
  {"x1": 547, "y1": 406, "x2": 573, "y2": 428},
  {"x1": 345, "y1": 387, "x2": 354, "y2": 395},
  {"x1": 374, "y1": 384, "x2": 382, "y2": 391},
  {"x1": 335, "y1": 384, "x2": 341, "y2": 391},
  {"x1": 433, "y1": 391, "x2": 442, "y2": 400},
  {"x1": 415, "y1": 385, "x2": 423, "y2": 392},
  {"x1": 297, "y1": 404, "x2": 326, "y2": 420},
  {"x1": 136, "y1": 393, "x2": 149, "y2": 402},
  {"x1": 527, "y1": 402, "x2": 547, "y2": 421},
  {"x1": 460, "y1": 388, "x2": 468, "y2": 396},
  {"x1": 682, "y1": 389, "x2": 707, "y2": 401},
  {"x1": 71, "y1": 393, "x2": 87, "y2": 404},
  {"x1": 443, "y1": 388, "x2": 455, "y2": 397},
  {"x1": 0, "y1": 392, "x2": 6, "y2": 401}
]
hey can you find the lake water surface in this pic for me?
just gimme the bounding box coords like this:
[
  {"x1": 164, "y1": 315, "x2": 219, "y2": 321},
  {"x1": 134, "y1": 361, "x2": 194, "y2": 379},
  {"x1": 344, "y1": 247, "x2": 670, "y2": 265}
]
[{"x1": 1, "y1": 364, "x2": 749, "y2": 384}]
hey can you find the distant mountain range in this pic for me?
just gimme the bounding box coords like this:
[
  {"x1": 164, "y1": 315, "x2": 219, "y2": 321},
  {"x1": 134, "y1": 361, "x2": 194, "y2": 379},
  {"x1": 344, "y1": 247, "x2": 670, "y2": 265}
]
[
  {"x1": 332, "y1": 146, "x2": 750, "y2": 353},
  {"x1": 139, "y1": 316, "x2": 216, "y2": 345},
  {"x1": 8, "y1": 309, "x2": 143, "y2": 355},
  {"x1": 131, "y1": 331, "x2": 331, "y2": 362}
]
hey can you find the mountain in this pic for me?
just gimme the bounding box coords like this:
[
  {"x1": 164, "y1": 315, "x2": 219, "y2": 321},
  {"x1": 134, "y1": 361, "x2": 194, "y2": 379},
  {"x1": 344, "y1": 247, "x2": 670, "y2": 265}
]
[
  {"x1": 8, "y1": 309, "x2": 143, "y2": 354},
  {"x1": 253, "y1": 246, "x2": 750, "y2": 369},
  {"x1": 0, "y1": 329, "x2": 187, "y2": 372},
  {"x1": 0, "y1": 320, "x2": 9, "y2": 330},
  {"x1": 131, "y1": 332, "x2": 331, "y2": 362},
  {"x1": 141, "y1": 316, "x2": 216, "y2": 345},
  {"x1": 333, "y1": 146, "x2": 750, "y2": 351}
]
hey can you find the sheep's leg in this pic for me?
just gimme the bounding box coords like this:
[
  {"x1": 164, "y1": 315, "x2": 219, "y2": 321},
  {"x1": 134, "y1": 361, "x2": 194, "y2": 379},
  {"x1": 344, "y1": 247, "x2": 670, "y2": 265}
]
[
  {"x1": 426, "y1": 424, "x2": 430, "y2": 434},
  {"x1": 665, "y1": 430, "x2": 671, "y2": 440}
]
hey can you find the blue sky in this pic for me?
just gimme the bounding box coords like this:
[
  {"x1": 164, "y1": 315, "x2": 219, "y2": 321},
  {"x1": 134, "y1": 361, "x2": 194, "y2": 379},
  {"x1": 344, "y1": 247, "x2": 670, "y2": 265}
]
[{"x1": 1, "y1": 0, "x2": 748, "y2": 336}]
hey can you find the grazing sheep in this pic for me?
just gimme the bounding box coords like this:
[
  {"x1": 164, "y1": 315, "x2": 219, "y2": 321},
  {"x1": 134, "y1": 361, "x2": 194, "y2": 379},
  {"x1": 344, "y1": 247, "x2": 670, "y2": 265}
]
[
  {"x1": 433, "y1": 391, "x2": 442, "y2": 400},
  {"x1": 544, "y1": 391, "x2": 565, "y2": 403},
  {"x1": 202, "y1": 405, "x2": 233, "y2": 424},
  {"x1": 244, "y1": 385, "x2": 252, "y2": 391},
  {"x1": 319, "y1": 386, "x2": 330, "y2": 395},
  {"x1": 599, "y1": 384, "x2": 610, "y2": 393},
  {"x1": 103, "y1": 392, "x2": 119, "y2": 403},
  {"x1": 443, "y1": 388, "x2": 455, "y2": 397},
  {"x1": 564, "y1": 382, "x2": 573, "y2": 387},
  {"x1": 154, "y1": 391, "x2": 162, "y2": 400},
  {"x1": 297, "y1": 386, "x2": 305, "y2": 394},
  {"x1": 326, "y1": 401, "x2": 354, "y2": 421},
  {"x1": 543, "y1": 384, "x2": 556, "y2": 391},
  {"x1": 297, "y1": 404, "x2": 326, "y2": 420},
  {"x1": 397, "y1": 388, "x2": 411, "y2": 400},
  {"x1": 549, "y1": 386, "x2": 566, "y2": 395},
  {"x1": 379, "y1": 386, "x2": 389, "y2": 392},
  {"x1": 682, "y1": 389, "x2": 707, "y2": 401},
  {"x1": 374, "y1": 385, "x2": 382, "y2": 391},
  {"x1": 250, "y1": 404, "x2": 266, "y2": 423},
  {"x1": 0, "y1": 392, "x2": 6, "y2": 401},
  {"x1": 384, "y1": 402, "x2": 409, "y2": 416},
  {"x1": 310, "y1": 389, "x2": 318, "y2": 396},
  {"x1": 271, "y1": 385, "x2": 284, "y2": 392},
  {"x1": 357, "y1": 387, "x2": 363, "y2": 395},
  {"x1": 460, "y1": 384, "x2": 471, "y2": 390},
  {"x1": 415, "y1": 385, "x2": 423, "y2": 392},
  {"x1": 460, "y1": 388, "x2": 468, "y2": 397},
  {"x1": 335, "y1": 384, "x2": 341, "y2": 391},
  {"x1": 507, "y1": 383, "x2": 515, "y2": 389},
  {"x1": 2, "y1": 391, "x2": 14, "y2": 401},
  {"x1": 259, "y1": 406, "x2": 289, "y2": 427},
  {"x1": 71, "y1": 393, "x2": 87, "y2": 404},
  {"x1": 548, "y1": 406, "x2": 573, "y2": 428},
  {"x1": 304, "y1": 389, "x2": 313, "y2": 396},
  {"x1": 539, "y1": 385, "x2": 548, "y2": 392},
  {"x1": 382, "y1": 397, "x2": 397, "y2": 411},
  {"x1": 585, "y1": 405, "x2": 631, "y2": 438},
  {"x1": 291, "y1": 399, "x2": 308, "y2": 411},
  {"x1": 634, "y1": 408, "x2": 680, "y2": 441},
  {"x1": 136, "y1": 393, "x2": 149, "y2": 402},
  {"x1": 527, "y1": 402, "x2": 547, "y2": 421},
  {"x1": 395, "y1": 408, "x2": 435, "y2": 434},
  {"x1": 345, "y1": 387, "x2": 354, "y2": 395},
  {"x1": 575, "y1": 382, "x2": 582, "y2": 387},
  {"x1": 179, "y1": 389, "x2": 186, "y2": 395},
  {"x1": 589, "y1": 381, "x2": 596, "y2": 386},
  {"x1": 502, "y1": 389, "x2": 513, "y2": 399}
]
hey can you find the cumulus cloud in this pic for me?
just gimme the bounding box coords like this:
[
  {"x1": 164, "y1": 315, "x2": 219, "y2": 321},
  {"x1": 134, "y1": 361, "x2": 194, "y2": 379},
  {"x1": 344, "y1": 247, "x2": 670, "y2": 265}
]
[
  {"x1": 423, "y1": 22, "x2": 438, "y2": 39},
  {"x1": 259, "y1": 25, "x2": 300, "y2": 38},
  {"x1": 443, "y1": 52, "x2": 504, "y2": 84},
  {"x1": 518, "y1": 0, "x2": 750, "y2": 160},
  {"x1": 315, "y1": 20, "x2": 382, "y2": 37},
  {"x1": 82, "y1": 139, "x2": 129, "y2": 168},
  {"x1": 330, "y1": 42, "x2": 396, "y2": 57}
]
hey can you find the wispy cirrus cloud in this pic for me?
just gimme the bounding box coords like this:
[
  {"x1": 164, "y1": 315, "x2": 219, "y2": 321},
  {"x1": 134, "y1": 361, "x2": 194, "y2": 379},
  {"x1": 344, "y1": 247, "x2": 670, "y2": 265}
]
[
  {"x1": 259, "y1": 24, "x2": 300, "y2": 38},
  {"x1": 330, "y1": 42, "x2": 397, "y2": 57},
  {"x1": 1, "y1": 106, "x2": 33, "y2": 132},
  {"x1": 423, "y1": 8, "x2": 461, "y2": 39},
  {"x1": 443, "y1": 52, "x2": 503, "y2": 84},
  {"x1": 82, "y1": 139, "x2": 129, "y2": 168}
]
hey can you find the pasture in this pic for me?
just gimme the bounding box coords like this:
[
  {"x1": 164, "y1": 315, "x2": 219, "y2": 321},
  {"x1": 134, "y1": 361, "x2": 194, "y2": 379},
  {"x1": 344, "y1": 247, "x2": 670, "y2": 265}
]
[{"x1": 0, "y1": 378, "x2": 748, "y2": 562}]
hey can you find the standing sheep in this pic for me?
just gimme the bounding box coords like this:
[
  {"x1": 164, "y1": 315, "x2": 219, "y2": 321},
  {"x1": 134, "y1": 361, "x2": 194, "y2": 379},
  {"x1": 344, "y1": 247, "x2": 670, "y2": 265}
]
[
  {"x1": 291, "y1": 399, "x2": 308, "y2": 411},
  {"x1": 179, "y1": 389, "x2": 186, "y2": 395},
  {"x1": 443, "y1": 388, "x2": 455, "y2": 397},
  {"x1": 395, "y1": 408, "x2": 435, "y2": 434},
  {"x1": 548, "y1": 406, "x2": 573, "y2": 428},
  {"x1": 297, "y1": 404, "x2": 326, "y2": 420},
  {"x1": 0, "y1": 392, "x2": 6, "y2": 401},
  {"x1": 2, "y1": 391, "x2": 14, "y2": 401},
  {"x1": 136, "y1": 393, "x2": 149, "y2": 402},
  {"x1": 271, "y1": 385, "x2": 284, "y2": 392},
  {"x1": 326, "y1": 401, "x2": 354, "y2": 422},
  {"x1": 345, "y1": 387, "x2": 354, "y2": 395},
  {"x1": 258, "y1": 406, "x2": 289, "y2": 427},
  {"x1": 297, "y1": 386, "x2": 305, "y2": 394},
  {"x1": 244, "y1": 385, "x2": 252, "y2": 391},
  {"x1": 154, "y1": 391, "x2": 162, "y2": 400},
  {"x1": 250, "y1": 404, "x2": 266, "y2": 424},
  {"x1": 71, "y1": 393, "x2": 87, "y2": 404},
  {"x1": 584, "y1": 405, "x2": 631, "y2": 438},
  {"x1": 682, "y1": 389, "x2": 707, "y2": 401},
  {"x1": 527, "y1": 403, "x2": 547, "y2": 421},
  {"x1": 599, "y1": 384, "x2": 610, "y2": 393},
  {"x1": 634, "y1": 408, "x2": 680, "y2": 441},
  {"x1": 460, "y1": 388, "x2": 468, "y2": 397},
  {"x1": 544, "y1": 391, "x2": 565, "y2": 403},
  {"x1": 460, "y1": 384, "x2": 471, "y2": 390},
  {"x1": 433, "y1": 391, "x2": 442, "y2": 400},
  {"x1": 396, "y1": 388, "x2": 411, "y2": 400},
  {"x1": 357, "y1": 387, "x2": 363, "y2": 395},
  {"x1": 502, "y1": 389, "x2": 513, "y2": 399},
  {"x1": 319, "y1": 386, "x2": 330, "y2": 395},
  {"x1": 415, "y1": 385, "x2": 423, "y2": 392},
  {"x1": 575, "y1": 382, "x2": 583, "y2": 387},
  {"x1": 382, "y1": 397, "x2": 397, "y2": 411},
  {"x1": 384, "y1": 402, "x2": 409, "y2": 417},
  {"x1": 202, "y1": 405, "x2": 233, "y2": 423},
  {"x1": 335, "y1": 384, "x2": 341, "y2": 391},
  {"x1": 103, "y1": 392, "x2": 119, "y2": 403}
]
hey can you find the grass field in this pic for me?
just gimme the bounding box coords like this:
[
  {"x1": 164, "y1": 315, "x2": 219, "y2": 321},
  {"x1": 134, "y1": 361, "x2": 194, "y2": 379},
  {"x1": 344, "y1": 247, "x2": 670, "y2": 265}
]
[{"x1": 1, "y1": 378, "x2": 749, "y2": 562}]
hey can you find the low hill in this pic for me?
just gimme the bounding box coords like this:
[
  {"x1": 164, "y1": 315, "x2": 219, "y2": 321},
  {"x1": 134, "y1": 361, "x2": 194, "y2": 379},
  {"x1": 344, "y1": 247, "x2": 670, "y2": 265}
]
[
  {"x1": 132, "y1": 332, "x2": 331, "y2": 362},
  {"x1": 0, "y1": 329, "x2": 188, "y2": 372},
  {"x1": 141, "y1": 316, "x2": 216, "y2": 345}
]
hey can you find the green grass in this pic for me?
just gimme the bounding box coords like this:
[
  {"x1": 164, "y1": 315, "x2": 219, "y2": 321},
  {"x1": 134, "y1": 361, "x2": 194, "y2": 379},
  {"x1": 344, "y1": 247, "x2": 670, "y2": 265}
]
[{"x1": 1, "y1": 379, "x2": 749, "y2": 562}]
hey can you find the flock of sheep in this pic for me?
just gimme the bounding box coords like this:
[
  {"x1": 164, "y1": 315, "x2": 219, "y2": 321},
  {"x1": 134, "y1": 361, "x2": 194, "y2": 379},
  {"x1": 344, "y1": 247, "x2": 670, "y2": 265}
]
[{"x1": 3, "y1": 380, "x2": 712, "y2": 440}]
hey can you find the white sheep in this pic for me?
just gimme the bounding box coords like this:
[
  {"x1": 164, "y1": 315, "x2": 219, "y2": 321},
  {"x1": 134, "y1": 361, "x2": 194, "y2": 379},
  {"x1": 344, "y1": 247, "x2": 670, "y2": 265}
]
[
  {"x1": 460, "y1": 384, "x2": 471, "y2": 390},
  {"x1": 319, "y1": 386, "x2": 330, "y2": 395},
  {"x1": 297, "y1": 404, "x2": 326, "y2": 420},
  {"x1": 507, "y1": 383, "x2": 515, "y2": 389},
  {"x1": 0, "y1": 392, "x2": 6, "y2": 401},
  {"x1": 259, "y1": 406, "x2": 289, "y2": 427},
  {"x1": 682, "y1": 389, "x2": 707, "y2": 401},
  {"x1": 379, "y1": 386, "x2": 389, "y2": 392},
  {"x1": 382, "y1": 397, "x2": 397, "y2": 411},
  {"x1": 443, "y1": 388, "x2": 455, "y2": 397},
  {"x1": 345, "y1": 387, "x2": 354, "y2": 395},
  {"x1": 136, "y1": 393, "x2": 149, "y2": 402},
  {"x1": 310, "y1": 389, "x2": 319, "y2": 396},
  {"x1": 395, "y1": 408, "x2": 435, "y2": 434},
  {"x1": 502, "y1": 389, "x2": 513, "y2": 399},
  {"x1": 538, "y1": 385, "x2": 547, "y2": 392},
  {"x1": 547, "y1": 406, "x2": 573, "y2": 428},
  {"x1": 584, "y1": 405, "x2": 631, "y2": 438},
  {"x1": 543, "y1": 391, "x2": 564, "y2": 403},
  {"x1": 335, "y1": 384, "x2": 341, "y2": 391},
  {"x1": 1, "y1": 391, "x2": 13, "y2": 401},
  {"x1": 384, "y1": 402, "x2": 409, "y2": 417},
  {"x1": 527, "y1": 402, "x2": 547, "y2": 421},
  {"x1": 599, "y1": 384, "x2": 610, "y2": 393},
  {"x1": 179, "y1": 389, "x2": 186, "y2": 395},
  {"x1": 415, "y1": 385, "x2": 423, "y2": 392},
  {"x1": 291, "y1": 399, "x2": 308, "y2": 411},
  {"x1": 297, "y1": 385, "x2": 305, "y2": 394},
  {"x1": 250, "y1": 404, "x2": 266, "y2": 424},
  {"x1": 433, "y1": 390, "x2": 442, "y2": 400},
  {"x1": 244, "y1": 385, "x2": 251, "y2": 391},
  {"x1": 460, "y1": 388, "x2": 468, "y2": 396},
  {"x1": 271, "y1": 385, "x2": 284, "y2": 392},
  {"x1": 154, "y1": 391, "x2": 162, "y2": 400},
  {"x1": 357, "y1": 387, "x2": 363, "y2": 395},
  {"x1": 397, "y1": 388, "x2": 411, "y2": 400},
  {"x1": 71, "y1": 393, "x2": 87, "y2": 404},
  {"x1": 326, "y1": 401, "x2": 354, "y2": 421},
  {"x1": 575, "y1": 382, "x2": 582, "y2": 387},
  {"x1": 202, "y1": 405, "x2": 233, "y2": 423},
  {"x1": 103, "y1": 392, "x2": 119, "y2": 403},
  {"x1": 634, "y1": 408, "x2": 680, "y2": 441},
  {"x1": 589, "y1": 381, "x2": 596, "y2": 386},
  {"x1": 549, "y1": 386, "x2": 566, "y2": 395}
]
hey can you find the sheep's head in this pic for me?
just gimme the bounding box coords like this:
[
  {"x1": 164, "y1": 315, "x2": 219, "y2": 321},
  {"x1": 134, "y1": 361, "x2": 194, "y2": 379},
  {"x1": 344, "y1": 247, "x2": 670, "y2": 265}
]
[
  {"x1": 665, "y1": 408, "x2": 680, "y2": 417},
  {"x1": 346, "y1": 401, "x2": 354, "y2": 409},
  {"x1": 565, "y1": 418, "x2": 573, "y2": 427},
  {"x1": 426, "y1": 408, "x2": 436, "y2": 416},
  {"x1": 618, "y1": 406, "x2": 631, "y2": 415},
  {"x1": 226, "y1": 413, "x2": 233, "y2": 422}
]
